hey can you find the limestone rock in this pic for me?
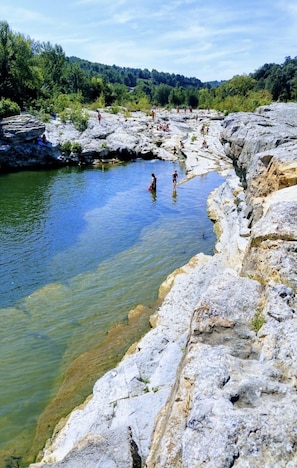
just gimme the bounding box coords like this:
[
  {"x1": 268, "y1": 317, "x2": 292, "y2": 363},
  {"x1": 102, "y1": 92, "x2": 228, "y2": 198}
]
[
  {"x1": 29, "y1": 103, "x2": 297, "y2": 467},
  {"x1": 0, "y1": 114, "x2": 45, "y2": 142}
]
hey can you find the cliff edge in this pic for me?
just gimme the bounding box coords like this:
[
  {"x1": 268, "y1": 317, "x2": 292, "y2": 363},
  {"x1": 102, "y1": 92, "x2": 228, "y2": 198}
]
[{"x1": 30, "y1": 103, "x2": 297, "y2": 468}]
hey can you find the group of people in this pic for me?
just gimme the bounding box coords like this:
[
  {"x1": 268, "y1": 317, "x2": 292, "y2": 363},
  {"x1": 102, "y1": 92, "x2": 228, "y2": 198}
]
[{"x1": 148, "y1": 170, "x2": 178, "y2": 192}]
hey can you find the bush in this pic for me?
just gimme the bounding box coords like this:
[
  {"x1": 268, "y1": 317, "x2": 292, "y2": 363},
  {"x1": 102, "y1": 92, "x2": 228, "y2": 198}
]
[
  {"x1": 67, "y1": 106, "x2": 88, "y2": 131},
  {"x1": 61, "y1": 141, "x2": 72, "y2": 153},
  {"x1": 71, "y1": 141, "x2": 82, "y2": 154},
  {"x1": 88, "y1": 95, "x2": 105, "y2": 111},
  {"x1": 250, "y1": 310, "x2": 265, "y2": 333},
  {"x1": 61, "y1": 140, "x2": 82, "y2": 154},
  {"x1": 36, "y1": 109, "x2": 51, "y2": 123},
  {"x1": 0, "y1": 99, "x2": 20, "y2": 119},
  {"x1": 60, "y1": 105, "x2": 89, "y2": 132},
  {"x1": 110, "y1": 105, "x2": 121, "y2": 114}
]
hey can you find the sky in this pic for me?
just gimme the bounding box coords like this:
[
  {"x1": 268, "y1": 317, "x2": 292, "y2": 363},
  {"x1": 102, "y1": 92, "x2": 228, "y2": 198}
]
[{"x1": 0, "y1": 0, "x2": 296, "y2": 82}]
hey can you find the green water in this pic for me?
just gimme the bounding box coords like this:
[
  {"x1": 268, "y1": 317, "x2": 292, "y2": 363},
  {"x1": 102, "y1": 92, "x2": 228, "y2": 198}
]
[{"x1": 0, "y1": 160, "x2": 224, "y2": 466}]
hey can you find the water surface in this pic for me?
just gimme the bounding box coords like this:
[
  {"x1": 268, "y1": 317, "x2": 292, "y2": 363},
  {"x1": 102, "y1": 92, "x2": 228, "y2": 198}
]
[{"x1": 0, "y1": 160, "x2": 224, "y2": 466}]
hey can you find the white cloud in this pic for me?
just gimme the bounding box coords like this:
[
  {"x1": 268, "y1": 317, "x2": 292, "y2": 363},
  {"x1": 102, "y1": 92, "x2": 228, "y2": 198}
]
[{"x1": 0, "y1": 0, "x2": 295, "y2": 81}]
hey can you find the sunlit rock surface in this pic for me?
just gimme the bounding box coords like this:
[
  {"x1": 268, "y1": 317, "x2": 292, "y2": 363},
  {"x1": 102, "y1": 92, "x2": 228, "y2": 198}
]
[{"x1": 30, "y1": 103, "x2": 297, "y2": 468}]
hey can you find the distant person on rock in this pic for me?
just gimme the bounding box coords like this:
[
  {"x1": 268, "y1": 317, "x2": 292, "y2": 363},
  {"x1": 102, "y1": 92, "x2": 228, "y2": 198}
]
[
  {"x1": 37, "y1": 134, "x2": 48, "y2": 146},
  {"x1": 97, "y1": 110, "x2": 102, "y2": 124}
]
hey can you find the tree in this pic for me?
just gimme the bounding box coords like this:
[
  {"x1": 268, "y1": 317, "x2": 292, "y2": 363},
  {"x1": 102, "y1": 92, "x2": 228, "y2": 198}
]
[
  {"x1": 219, "y1": 75, "x2": 257, "y2": 97},
  {"x1": 38, "y1": 42, "x2": 67, "y2": 94},
  {"x1": 168, "y1": 87, "x2": 185, "y2": 107},
  {"x1": 0, "y1": 21, "x2": 41, "y2": 106},
  {"x1": 153, "y1": 84, "x2": 171, "y2": 106},
  {"x1": 185, "y1": 88, "x2": 199, "y2": 108},
  {"x1": 65, "y1": 63, "x2": 87, "y2": 94}
]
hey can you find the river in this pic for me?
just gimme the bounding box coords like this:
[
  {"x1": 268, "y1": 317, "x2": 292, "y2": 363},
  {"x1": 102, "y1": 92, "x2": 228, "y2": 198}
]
[{"x1": 0, "y1": 159, "x2": 224, "y2": 466}]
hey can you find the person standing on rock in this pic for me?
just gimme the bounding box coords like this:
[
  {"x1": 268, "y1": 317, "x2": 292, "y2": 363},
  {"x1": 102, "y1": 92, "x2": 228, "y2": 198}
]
[{"x1": 97, "y1": 110, "x2": 102, "y2": 124}]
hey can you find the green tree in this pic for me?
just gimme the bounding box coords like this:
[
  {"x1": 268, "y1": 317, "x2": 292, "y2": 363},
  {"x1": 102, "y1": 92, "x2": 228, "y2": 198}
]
[
  {"x1": 110, "y1": 83, "x2": 130, "y2": 105},
  {"x1": 0, "y1": 21, "x2": 41, "y2": 106},
  {"x1": 265, "y1": 65, "x2": 283, "y2": 100},
  {"x1": 219, "y1": 74, "x2": 257, "y2": 98},
  {"x1": 37, "y1": 42, "x2": 67, "y2": 94},
  {"x1": 134, "y1": 79, "x2": 153, "y2": 100},
  {"x1": 168, "y1": 87, "x2": 185, "y2": 107},
  {"x1": 198, "y1": 88, "x2": 212, "y2": 109},
  {"x1": 0, "y1": 21, "x2": 15, "y2": 99},
  {"x1": 65, "y1": 62, "x2": 87, "y2": 94},
  {"x1": 185, "y1": 87, "x2": 199, "y2": 108},
  {"x1": 153, "y1": 84, "x2": 171, "y2": 106}
]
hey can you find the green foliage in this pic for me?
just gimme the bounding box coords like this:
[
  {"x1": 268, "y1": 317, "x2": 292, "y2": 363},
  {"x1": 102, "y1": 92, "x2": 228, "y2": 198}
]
[
  {"x1": 0, "y1": 98, "x2": 20, "y2": 118},
  {"x1": 109, "y1": 105, "x2": 121, "y2": 114},
  {"x1": 250, "y1": 310, "x2": 265, "y2": 333},
  {"x1": 0, "y1": 20, "x2": 294, "y2": 119},
  {"x1": 125, "y1": 94, "x2": 151, "y2": 112},
  {"x1": 219, "y1": 75, "x2": 257, "y2": 98},
  {"x1": 69, "y1": 106, "x2": 89, "y2": 132},
  {"x1": 198, "y1": 89, "x2": 213, "y2": 109},
  {"x1": 153, "y1": 84, "x2": 172, "y2": 106},
  {"x1": 56, "y1": 99, "x2": 89, "y2": 131},
  {"x1": 60, "y1": 140, "x2": 82, "y2": 154},
  {"x1": 88, "y1": 95, "x2": 105, "y2": 111},
  {"x1": 110, "y1": 82, "x2": 130, "y2": 105},
  {"x1": 123, "y1": 109, "x2": 132, "y2": 118},
  {"x1": 0, "y1": 21, "x2": 41, "y2": 106},
  {"x1": 60, "y1": 140, "x2": 72, "y2": 153},
  {"x1": 139, "y1": 376, "x2": 150, "y2": 384},
  {"x1": 29, "y1": 107, "x2": 51, "y2": 122},
  {"x1": 71, "y1": 141, "x2": 82, "y2": 153}
]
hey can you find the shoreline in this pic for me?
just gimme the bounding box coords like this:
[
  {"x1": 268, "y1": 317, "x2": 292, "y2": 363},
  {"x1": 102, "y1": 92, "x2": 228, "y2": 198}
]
[
  {"x1": 30, "y1": 103, "x2": 297, "y2": 467},
  {"x1": 29, "y1": 112, "x2": 234, "y2": 466}
]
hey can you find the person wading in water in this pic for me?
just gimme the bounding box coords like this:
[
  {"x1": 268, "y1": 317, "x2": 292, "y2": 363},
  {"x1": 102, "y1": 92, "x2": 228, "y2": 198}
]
[
  {"x1": 150, "y1": 173, "x2": 157, "y2": 191},
  {"x1": 172, "y1": 170, "x2": 178, "y2": 189}
]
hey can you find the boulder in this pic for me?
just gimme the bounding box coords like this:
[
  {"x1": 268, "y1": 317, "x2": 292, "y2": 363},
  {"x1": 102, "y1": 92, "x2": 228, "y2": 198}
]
[{"x1": 0, "y1": 114, "x2": 45, "y2": 143}]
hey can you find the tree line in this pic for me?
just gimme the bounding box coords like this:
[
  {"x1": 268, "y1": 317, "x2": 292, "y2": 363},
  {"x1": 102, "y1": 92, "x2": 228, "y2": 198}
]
[{"x1": 0, "y1": 20, "x2": 296, "y2": 122}]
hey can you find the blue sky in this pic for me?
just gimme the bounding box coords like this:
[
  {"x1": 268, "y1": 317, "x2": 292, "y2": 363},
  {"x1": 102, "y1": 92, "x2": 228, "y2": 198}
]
[{"x1": 1, "y1": 0, "x2": 296, "y2": 82}]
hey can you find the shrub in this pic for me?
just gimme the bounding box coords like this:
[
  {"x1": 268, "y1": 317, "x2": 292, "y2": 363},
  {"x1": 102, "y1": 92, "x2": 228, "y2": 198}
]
[
  {"x1": 0, "y1": 99, "x2": 20, "y2": 119},
  {"x1": 110, "y1": 105, "x2": 121, "y2": 114},
  {"x1": 69, "y1": 108, "x2": 89, "y2": 132},
  {"x1": 61, "y1": 141, "x2": 72, "y2": 153},
  {"x1": 61, "y1": 141, "x2": 82, "y2": 154},
  {"x1": 71, "y1": 141, "x2": 82, "y2": 154},
  {"x1": 88, "y1": 95, "x2": 105, "y2": 111},
  {"x1": 250, "y1": 310, "x2": 265, "y2": 333},
  {"x1": 36, "y1": 109, "x2": 51, "y2": 123}
]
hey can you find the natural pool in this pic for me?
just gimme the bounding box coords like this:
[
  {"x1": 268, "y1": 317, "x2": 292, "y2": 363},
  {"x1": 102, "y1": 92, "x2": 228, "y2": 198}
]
[{"x1": 0, "y1": 159, "x2": 224, "y2": 466}]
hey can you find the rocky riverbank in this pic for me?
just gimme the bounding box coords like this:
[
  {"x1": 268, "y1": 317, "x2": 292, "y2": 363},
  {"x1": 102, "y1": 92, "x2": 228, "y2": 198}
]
[
  {"x1": 0, "y1": 107, "x2": 227, "y2": 172},
  {"x1": 25, "y1": 103, "x2": 297, "y2": 467}
]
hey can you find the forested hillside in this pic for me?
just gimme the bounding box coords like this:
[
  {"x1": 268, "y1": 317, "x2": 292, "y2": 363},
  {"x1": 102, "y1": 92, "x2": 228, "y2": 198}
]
[{"x1": 0, "y1": 20, "x2": 297, "y2": 122}]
